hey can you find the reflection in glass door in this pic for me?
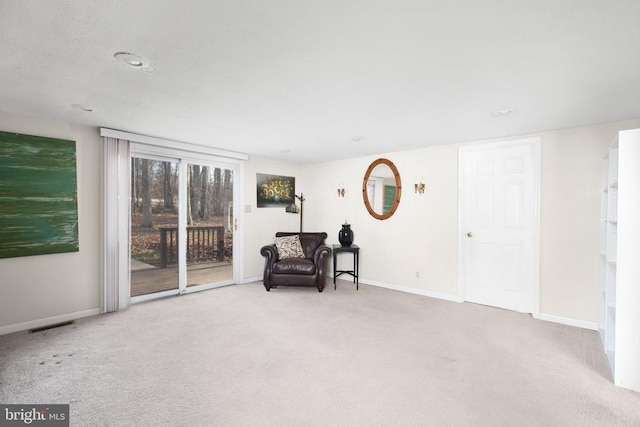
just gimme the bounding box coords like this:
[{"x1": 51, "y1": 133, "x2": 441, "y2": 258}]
[
  {"x1": 129, "y1": 156, "x2": 235, "y2": 298},
  {"x1": 185, "y1": 163, "x2": 233, "y2": 288},
  {"x1": 130, "y1": 157, "x2": 179, "y2": 297}
]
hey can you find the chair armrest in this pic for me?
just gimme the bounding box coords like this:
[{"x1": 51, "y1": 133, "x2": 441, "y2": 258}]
[
  {"x1": 260, "y1": 244, "x2": 279, "y2": 289},
  {"x1": 260, "y1": 244, "x2": 279, "y2": 264},
  {"x1": 313, "y1": 245, "x2": 332, "y2": 265},
  {"x1": 314, "y1": 245, "x2": 332, "y2": 288}
]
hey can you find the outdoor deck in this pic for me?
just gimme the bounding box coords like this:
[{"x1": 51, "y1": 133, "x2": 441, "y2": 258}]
[{"x1": 131, "y1": 261, "x2": 232, "y2": 296}]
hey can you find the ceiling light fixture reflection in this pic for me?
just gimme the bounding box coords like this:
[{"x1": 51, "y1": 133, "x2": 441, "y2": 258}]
[
  {"x1": 72, "y1": 104, "x2": 96, "y2": 112},
  {"x1": 114, "y1": 52, "x2": 151, "y2": 70},
  {"x1": 493, "y1": 109, "x2": 514, "y2": 117}
]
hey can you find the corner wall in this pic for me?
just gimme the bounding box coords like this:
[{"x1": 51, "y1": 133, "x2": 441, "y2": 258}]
[
  {"x1": 538, "y1": 120, "x2": 640, "y2": 323},
  {"x1": 0, "y1": 111, "x2": 101, "y2": 334},
  {"x1": 241, "y1": 119, "x2": 640, "y2": 325},
  {"x1": 241, "y1": 157, "x2": 305, "y2": 282}
]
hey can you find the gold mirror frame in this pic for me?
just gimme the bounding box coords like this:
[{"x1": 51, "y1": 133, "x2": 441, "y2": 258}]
[{"x1": 362, "y1": 158, "x2": 402, "y2": 220}]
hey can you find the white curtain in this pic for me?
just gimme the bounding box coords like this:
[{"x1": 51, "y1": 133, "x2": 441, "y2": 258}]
[{"x1": 101, "y1": 136, "x2": 130, "y2": 313}]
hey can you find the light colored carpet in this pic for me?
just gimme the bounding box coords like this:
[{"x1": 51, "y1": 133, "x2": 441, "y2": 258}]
[{"x1": 1, "y1": 282, "x2": 639, "y2": 426}]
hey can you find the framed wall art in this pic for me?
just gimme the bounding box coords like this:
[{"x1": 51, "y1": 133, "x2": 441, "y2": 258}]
[
  {"x1": 0, "y1": 130, "x2": 79, "y2": 258},
  {"x1": 256, "y1": 173, "x2": 295, "y2": 207}
]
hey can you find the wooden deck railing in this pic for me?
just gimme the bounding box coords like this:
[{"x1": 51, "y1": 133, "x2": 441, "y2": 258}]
[{"x1": 159, "y1": 226, "x2": 225, "y2": 268}]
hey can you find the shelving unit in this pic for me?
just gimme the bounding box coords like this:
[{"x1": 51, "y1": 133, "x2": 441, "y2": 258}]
[{"x1": 598, "y1": 128, "x2": 640, "y2": 392}]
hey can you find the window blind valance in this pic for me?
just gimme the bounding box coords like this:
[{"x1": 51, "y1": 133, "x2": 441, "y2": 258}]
[{"x1": 100, "y1": 128, "x2": 249, "y2": 161}]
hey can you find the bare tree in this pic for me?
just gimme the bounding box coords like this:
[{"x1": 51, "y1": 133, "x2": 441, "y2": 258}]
[
  {"x1": 189, "y1": 165, "x2": 201, "y2": 223},
  {"x1": 223, "y1": 169, "x2": 233, "y2": 229},
  {"x1": 131, "y1": 158, "x2": 138, "y2": 214},
  {"x1": 163, "y1": 162, "x2": 174, "y2": 212},
  {"x1": 211, "y1": 167, "x2": 222, "y2": 216},
  {"x1": 141, "y1": 158, "x2": 153, "y2": 228},
  {"x1": 200, "y1": 166, "x2": 210, "y2": 220}
]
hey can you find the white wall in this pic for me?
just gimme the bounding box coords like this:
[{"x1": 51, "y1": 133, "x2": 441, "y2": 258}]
[
  {"x1": 303, "y1": 146, "x2": 459, "y2": 298},
  {"x1": 538, "y1": 120, "x2": 640, "y2": 322},
  {"x1": 242, "y1": 156, "x2": 305, "y2": 281},
  {"x1": 242, "y1": 119, "x2": 640, "y2": 325},
  {"x1": 2, "y1": 108, "x2": 638, "y2": 333},
  {"x1": 0, "y1": 110, "x2": 101, "y2": 334}
]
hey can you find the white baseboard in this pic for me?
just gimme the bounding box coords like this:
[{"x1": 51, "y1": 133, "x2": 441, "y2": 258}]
[
  {"x1": 159, "y1": 275, "x2": 597, "y2": 332},
  {"x1": 361, "y1": 279, "x2": 461, "y2": 303},
  {"x1": 360, "y1": 279, "x2": 596, "y2": 331},
  {"x1": 536, "y1": 312, "x2": 598, "y2": 331},
  {"x1": 0, "y1": 308, "x2": 101, "y2": 336}
]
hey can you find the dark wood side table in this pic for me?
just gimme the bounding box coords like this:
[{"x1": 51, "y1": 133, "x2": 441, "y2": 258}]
[{"x1": 332, "y1": 244, "x2": 359, "y2": 290}]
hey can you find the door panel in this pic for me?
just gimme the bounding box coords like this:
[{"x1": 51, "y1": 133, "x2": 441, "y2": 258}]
[
  {"x1": 476, "y1": 184, "x2": 493, "y2": 228},
  {"x1": 185, "y1": 163, "x2": 233, "y2": 288},
  {"x1": 501, "y1": 244, "x2": 522, "y2": 291},
  {"x1": 460, "y1": 140, "x2": 538, "y2": 313},
  {"x1": 472, "y1": 242, "x2": 493, "y2": 288},
  {"x1": 130, "y1": 157, "x2": 179, "y2": 297},
  {"x1": 505, "y1": 182, "x2": 523, "y2": 228}
]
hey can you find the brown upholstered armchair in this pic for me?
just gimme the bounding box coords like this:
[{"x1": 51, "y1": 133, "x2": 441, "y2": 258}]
[{"x1": 260, "y1": 232, "x2": 332, "y2": 292}]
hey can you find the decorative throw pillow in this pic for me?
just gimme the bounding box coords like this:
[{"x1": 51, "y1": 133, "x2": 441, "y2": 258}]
[{"x1": 274, "y1": 235, "x2": 305, "y2": 260}]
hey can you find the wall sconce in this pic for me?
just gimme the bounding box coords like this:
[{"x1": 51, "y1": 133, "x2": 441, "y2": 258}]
[
  {"x1": 414, "y1": 176, "x2": 425, "y2": 195},
  {"x1": 337, "y1": 182, "x2": 346, "y2": 197}
]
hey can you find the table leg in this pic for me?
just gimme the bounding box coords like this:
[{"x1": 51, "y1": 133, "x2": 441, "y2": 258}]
[
  {"x1": 333, "y1": 252, "x2": 336, "y2": 291},
  {"x1": 356, "y1": 251, "x2": 359, "y2": 290},
  {"x1": 353, "y1": 252, "x2": 356, "y2": 284}
]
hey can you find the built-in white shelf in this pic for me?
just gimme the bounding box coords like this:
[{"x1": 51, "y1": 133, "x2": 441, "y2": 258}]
[{"x1": 598, "y1": 128, "x2": 640, "y2": 392}]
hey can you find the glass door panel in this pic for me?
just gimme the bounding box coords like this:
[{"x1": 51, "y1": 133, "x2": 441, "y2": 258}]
[
  {"x1": 130, "y1": 157, "x2": 179, "y2": 296},
  {"x1": 186, "y1": 163, "x2": 233, "y2": 287}
]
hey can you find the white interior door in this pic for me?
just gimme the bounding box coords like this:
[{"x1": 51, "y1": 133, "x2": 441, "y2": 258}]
[{"x1": 458, "y1": 138, "x2": 540, "y2": 313}]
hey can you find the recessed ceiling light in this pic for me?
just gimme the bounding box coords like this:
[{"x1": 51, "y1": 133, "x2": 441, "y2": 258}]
[
  {"x1": 72, "y1": 104, "x2": 96, "y2": 112},
  {"x1": 279, "y1": 150, "x2": 291, "y2": 154},
  {"x1": 493, "y1": 109, "x2": 514, "y2": 117},
  {"x1": 114, "y1": 52, "x2": 151, "y2": 70},
  {"x1": 351, "y1": 136, "x2": 364, "y2": 143}
]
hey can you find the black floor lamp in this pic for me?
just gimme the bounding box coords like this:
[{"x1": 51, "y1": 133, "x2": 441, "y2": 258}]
[{"x1": 285, "y1": 193, "x2": 305, "y2": 232}]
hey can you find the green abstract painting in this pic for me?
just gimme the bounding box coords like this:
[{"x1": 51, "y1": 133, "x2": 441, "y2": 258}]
[{"x1": 0, "y1": 131, "x2": 79, "y2": 258}]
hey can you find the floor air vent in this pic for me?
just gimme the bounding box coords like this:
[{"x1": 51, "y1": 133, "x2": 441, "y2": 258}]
[{"x1": 28, "y1": 321, "x2": 74, "y2": 333}]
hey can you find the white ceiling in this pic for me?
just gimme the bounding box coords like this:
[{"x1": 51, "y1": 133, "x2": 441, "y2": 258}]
[{"x1": 1, "y1": 1, "x2": 639, "y2": 163}]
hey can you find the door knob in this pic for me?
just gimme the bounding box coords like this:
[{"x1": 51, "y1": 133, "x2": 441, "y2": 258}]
[{"x1": 466, "y1": 232, "x2": 473, "y2": 238}]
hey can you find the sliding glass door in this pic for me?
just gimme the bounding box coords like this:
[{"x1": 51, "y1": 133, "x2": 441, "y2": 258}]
[
  {"x1": 129, "y1": 151, "x2": 238, "y2": 300},
  {"x1": 130, "y1": 156, "x2": 180, "y2": 297},
  {"x1": 185, "y1": 162, "x2": 233, "y2": 288}
]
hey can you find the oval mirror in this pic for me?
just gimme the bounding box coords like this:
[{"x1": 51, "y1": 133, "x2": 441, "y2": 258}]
[{"x1": 362, "y1": 158, "x2": 402, "y2": 220}]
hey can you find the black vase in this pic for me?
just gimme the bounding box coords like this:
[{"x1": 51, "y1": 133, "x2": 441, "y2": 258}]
[{"x1": 338, "y1": 224, "x2": 354, "y2": 247}]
